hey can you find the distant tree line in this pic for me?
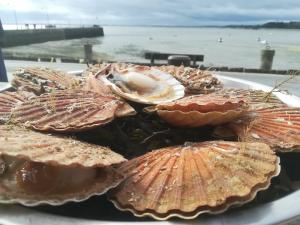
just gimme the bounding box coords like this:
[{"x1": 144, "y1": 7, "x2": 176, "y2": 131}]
[{"x1": 225, "y1": 21, "x2": 300, "y2": 29}]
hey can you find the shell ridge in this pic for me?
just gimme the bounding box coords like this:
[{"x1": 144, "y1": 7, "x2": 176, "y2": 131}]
[{"x1": 149, "y1": 153, "x2": 177, "y2": 211}]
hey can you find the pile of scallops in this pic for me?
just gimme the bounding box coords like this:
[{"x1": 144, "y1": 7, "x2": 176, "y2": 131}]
[{"x1": 0, "y1": 63, "x2": 299, "y2": 220}]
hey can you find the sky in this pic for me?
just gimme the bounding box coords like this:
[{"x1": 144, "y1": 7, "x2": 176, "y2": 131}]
[{"x1": 1, "y1": 0, "x2": 300, "y2": 26}]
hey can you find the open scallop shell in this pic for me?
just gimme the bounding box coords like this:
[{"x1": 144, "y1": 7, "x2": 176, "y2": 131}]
[
  {"x1": 156, "y1": 65, "x2": 222, "y2": 94},
  {"x1": 109, "y1": 141, "x2": 280, "y2": 220},
  {"x1": 0, "y1": 161, "x2": 124, "y2": 206},
  {"x1": 228, "y1": 107, "x2": 300, "y2": 152},
  {"x1": 101, "y1": 67, "x2": 185, "y2": 105},
  {"x1": 0, "y1": 125, "x2": 126, "y2": 206},
  {"x1": 11, "y1": 67, "x2": 81, "y2": 95},
  {"x1": 0, "y1": 91, "x2": 35, "y2": 124},
  {"x1": 81, "y1": 75, "x2": 136, "y2": 117},
  {"x1": 155, "y1": 92, "x2": 248, "y2": 127},
  {"x1": 10, "y1": 90, "x2": 135, "y2": 132}
]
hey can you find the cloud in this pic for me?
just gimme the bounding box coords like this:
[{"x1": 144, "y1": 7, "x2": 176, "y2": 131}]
[{"x1": 1, "y1": 0, "x2": 300, "y2": 25}]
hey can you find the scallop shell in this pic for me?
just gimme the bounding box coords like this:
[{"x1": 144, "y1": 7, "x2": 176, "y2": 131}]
[
  {"x1": 0, "y1": 125, "x2": 126, "y2": 206},
  {"x1": 81, "y1": 75, "x2": 136, "y2": 117},
  {"x1": 0, "y1": 161, "x2": 124, "y2": 206},
  {"x1": 222, "y1": 89, "x2": 286, "y2": 110},
  {"x1": 11, "y1": 67, "x2": 80, "y2": 95},
  {"x1": 155, "y1": 92, "x2": 248, "y2": 127},
  {"x1": 82, "y1": 74, "x2": 115, "y2": 97},
  {"x1": 10, "y1": 90, "x2": 135, "y2": 132},
  {"x1": 0, "y1": 91, "x2": 35, "y2": 124},
  {"x1": 0, "y1": 125, "x2": 126, "y2": 167},
  {"x1": 109, "y1": 141, "x2": 280, "y2": 220},
  {"x1": 101, "y1": 67, "x2": 185, "y2": 105},
  {"x1": 228, "y1": 107, "x2": 300, "y2": 152},
  {"x1": 156, "y1": 65, "x2": 222, "y2": 94}
]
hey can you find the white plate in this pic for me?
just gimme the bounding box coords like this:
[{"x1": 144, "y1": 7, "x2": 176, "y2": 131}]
[{"x1": 0, "y1": 75, "x2": 300, "y2": 225}]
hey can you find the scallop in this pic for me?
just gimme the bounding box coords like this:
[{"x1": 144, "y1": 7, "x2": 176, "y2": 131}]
[
  {"x1": 9, "y1": 90, "x2": 136, "y2": 132},
  {"x1": 156, "y1": 65, "x2": 222, "y2": 94},
  {"x1": 222, "y1": 89, "x2": 286, "y2": 110},
  {"x1": 11, "y1": 67, "x2": 81, "y2": 95},
  {"x1": 228, "y1": 107, "x2": 300, "y2": 152},
  {"x1": 153, "y1": 92, "x2": 248, "y2": 127},
  {"x1": 101, "y1": 67, "x2": 185, "y2": 104},
  {"x1": 0, "y1": 125, "x2": 126, "y2": 206},
  {"x1": 109, "y1": 141, "x2": 280, "y2": 220},
  {"x1": 0, "y1": 91, "x2": 35, "y2": 124}
]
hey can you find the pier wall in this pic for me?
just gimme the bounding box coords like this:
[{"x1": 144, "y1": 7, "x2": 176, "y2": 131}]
[{"x1": 3, "y1": 27, "x2": 104, "y2": 47}]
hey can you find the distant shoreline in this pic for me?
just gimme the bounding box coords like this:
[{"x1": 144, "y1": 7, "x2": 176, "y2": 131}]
[
  {"x1": 102, "y1": 21, "x2": 300, "y2": 29},
  {"x1": 4, "y1": 21, "x2": 300, "y2": 30}
]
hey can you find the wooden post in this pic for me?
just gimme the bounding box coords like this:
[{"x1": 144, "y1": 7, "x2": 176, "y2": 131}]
[
  {"x1": 260, "y1": 48, "x2": 275, "y2": 71},
  {"x1": 84, "y1": 43, "x2": 93, "y2": 63},
  {"x1": 150, "y1": 53, "x2": 155, "y2": 66}
]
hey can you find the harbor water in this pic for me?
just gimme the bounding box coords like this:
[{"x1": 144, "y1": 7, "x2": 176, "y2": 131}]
[{"x1": 3, "y1": 26, "x2": 300, "y2": 70}]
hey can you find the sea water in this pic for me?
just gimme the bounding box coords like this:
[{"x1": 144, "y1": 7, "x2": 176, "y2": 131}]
[{"x1": 3, "y1": 26, "x2": 300, "y2": 70}]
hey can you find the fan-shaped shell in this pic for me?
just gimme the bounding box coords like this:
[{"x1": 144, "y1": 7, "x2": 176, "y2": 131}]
[
  {"x1": 82, "y1": 75, "x2": 115, "y2": 97},
  {"x1": 0, "y1": 91, "x2": 35, "y2": 123},
  {"x1": 155, "y1": 92, "x2": 248, "y2": 127},
  {"x1": 101, "y1": 67, "x2": 185, "y2": 105},
  {"x1": 109, "y1": 141, "x2": 280, "y2": 220},
  {"x1": 0, "y1": 125, "x2": 126, "y2": 167},
  {"x1": 222, "y1": 89, "x2": 286, "y2": 110},
  {"x1": 11, "y1": 67, "x2": 81, "y2": 95},
  {"x1": 156, "y1": 65, "x2": 222, "y2": 94},
  {"x1": 10, "y1": 90, "x2": 135, "y2": 132},
  {"x1": 81, "y1": 75, "x2": 135, "y2": 117},
  {"x1": 0, "y1": 125, "x2": 126, "y2": 206},
  {"x1": 228, "y1": 107, "x2": 300, "y2": 152}
]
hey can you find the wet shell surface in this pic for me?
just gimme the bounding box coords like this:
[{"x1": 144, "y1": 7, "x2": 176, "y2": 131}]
[
  {"x1": 0, "y1": 91, "x2": 35, "y2": 124},
  {"x1": 10, "y1": 90, "x2": 135, "y2": 132},
  {"x1": 109, "y1": 141, "x2": 280, "y2": 220},
  {"x1": 155, "y1": 92, "x2": 248, "y2": 127},
  {"x1": 156, "y1": 65, "x2": 222, "y2": 94},
  {"x1": 101, "y1": 67, "x2": 185, "y2": 104},
  {"x1": 11, "y1": 67, "x2": 80, "y2": 95},
  {"x1": 228, "y1": 107, "x2": 300, "y2": 152}
]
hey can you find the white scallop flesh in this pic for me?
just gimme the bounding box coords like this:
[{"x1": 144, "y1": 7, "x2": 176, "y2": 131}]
[{"x1": 103, "y1": 68, "x2": 185, "y2": 104}]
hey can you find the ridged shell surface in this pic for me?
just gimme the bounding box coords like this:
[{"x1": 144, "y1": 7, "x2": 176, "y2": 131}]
[
  {"x1": 11, "y1": 67, "x2": 80, "y2": 95},
  {"x1": 156, "y1": 65, "x2": 222, "y2": 94},
  {"x1": 220, "y1": 89, "x2": 286, "y2": 110},
  {"x1": 156, "y1": 92, "x2": 247, "y2": 112},
  {"x1": 228, "y1": 107, "x2": 300, "y2": 152},
  {"x1": 0, "y1": 125, "x2": 126, "y2": 167},
  {"x1": 156, "y1": 92, "x2": 248, "y2": 127},
  {"x1": 109, "y1": 141, "x2": 279, "y2": 220},
  {"x1": 81, "y1": 76, "x2": 136, "y2": 117},
  {"x1": 10, "y1": 90, "x2": 133, "y2": 132},
  {"x1": 0, "y1": 91, "x2": 35, "y2": 124}
]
